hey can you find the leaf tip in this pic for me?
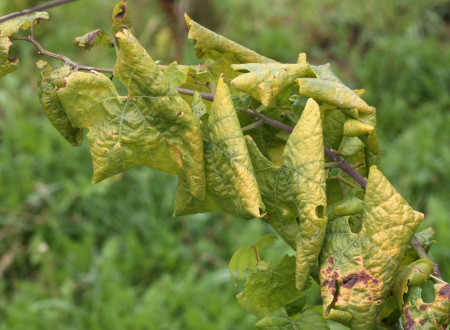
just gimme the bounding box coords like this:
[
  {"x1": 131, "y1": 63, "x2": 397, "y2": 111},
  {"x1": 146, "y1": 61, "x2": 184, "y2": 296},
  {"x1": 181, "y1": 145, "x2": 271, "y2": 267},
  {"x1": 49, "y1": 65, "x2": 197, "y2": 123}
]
[{"x1": 184, "y1": 13, "x2": 191, "y2": 26}]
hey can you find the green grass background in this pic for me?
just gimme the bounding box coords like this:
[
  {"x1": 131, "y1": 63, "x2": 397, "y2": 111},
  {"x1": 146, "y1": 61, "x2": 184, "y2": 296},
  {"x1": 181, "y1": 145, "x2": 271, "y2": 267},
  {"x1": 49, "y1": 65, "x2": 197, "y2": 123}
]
[{"x1": 0, "y1": 0, "x2": 449, "y2": 328}]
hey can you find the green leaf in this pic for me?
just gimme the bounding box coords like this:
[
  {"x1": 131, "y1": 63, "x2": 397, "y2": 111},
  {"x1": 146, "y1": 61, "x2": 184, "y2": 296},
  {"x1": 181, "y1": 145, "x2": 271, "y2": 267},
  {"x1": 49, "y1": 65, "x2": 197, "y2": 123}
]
[
  {"x1": 256, "y1": 308, "x2": 329, "y2": 330},
  {"x1": 322, "y1": 107, "x2": 346, "y2": 151},
  {"x1": 0, "y1": 12, "x2": 49, "y2": 37},
  {"x1": 245, "y1": 99, "x2": 326, "y2": 257},
  {"x1": 73, "y1": 29, "x2": 114, "y2": 50},
  {"x1": 229, "y1": 234, "x2": 277, "y2": 282},
  {"x1": 174, "y1": 77, "x2": 264, "y2": 219},
  {"x1": 297, "y1": 78, "x2": 373, "y2": 115},
  {"x1": 0, "y1": 36, "x2": 17, "y2": 78},
  {"x1": 37, "y1": 63, "x2": 83, "y2": 146},
  {"x1": 162, "y1": 61, "x2": 189, "y2": 88},
  {"x1": 327, "y1": 193, "x2": 364, "y2": 219},
  {"x1": 392, "y1": 258, "x2": 433, "y2": 309},
  {"x1": 319, "y1": 166, "x2": 424, "y2": 329},
  {"x1": 55, "y1": 29, "x2": 206, "y2": 202},
  {"x1": 230, "y1": 56, "x2": 314, "y2": 106},
  {"x1": 185, "y1": 14, "x2": 275, "y2": 64},
  {"x1": 112, "y1": 0, "x2": 132, "y2": 34},
  {"x1": 191, "y1": 91, "x2": 207, "y2": 119},
  {"x1": 238, "y1": 255, "x2": 303, "y2": 318},
  {"x1": 339, "y1": 137, "x2": 365, "y2": 157},
  {"x1": 402, "y1": 283, "x2": 450, "y2": 329}
]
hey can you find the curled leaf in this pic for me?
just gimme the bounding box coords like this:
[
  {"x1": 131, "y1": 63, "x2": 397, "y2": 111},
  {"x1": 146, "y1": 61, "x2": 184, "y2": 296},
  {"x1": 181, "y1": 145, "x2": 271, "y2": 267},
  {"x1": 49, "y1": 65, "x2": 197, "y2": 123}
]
[
  {"x1": 402, "y1": 283, "x2": 450, "y2": 329},
  {"x1": 392, "y1": 258, "x2": 433, "y2": 309},
  {"x1": 112, "y1": 0, "x2": 132, "y2": 34},
  {"x1": 319, "y1": 166, "x2": 424, "y2": 329},
  {"x1": 174, "y1": 77, "x2": 264, "y2": 219},
  {"x1": 297, "y1": 78, "x2": 373, "y2": 114},
  {"x1": 37, "y1": 64, "x2": 83, "y2": 146},
  {"x1": 245, "y1": 98, "x2": 328, "y2": 288},
  {"x1": 185, "y1": 14, "x2": 274, "y2": 64},
  {"x1": 231, "y1": 60, "x2": 314, "y2": 106},
  {"x1": 54, "y1": 29, "x2": 206, "y2": 202}
]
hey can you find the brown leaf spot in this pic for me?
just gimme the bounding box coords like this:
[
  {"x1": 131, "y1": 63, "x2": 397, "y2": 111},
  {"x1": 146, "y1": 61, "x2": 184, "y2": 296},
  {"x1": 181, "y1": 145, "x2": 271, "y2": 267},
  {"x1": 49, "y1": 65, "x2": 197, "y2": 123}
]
[
  {"x1": 114, "y1": 143, "x2": 121, "y2": 149},
  {"x1": 115, "y1": 4, "x2": 126, "y2": 19},
  {"x1": 325, "y1": 266, "x2": 333, "y2": 274},
  {"x1": 420, "y1": 304, "x2": 429, "y2": 311},
  {"x1": 177, "y1": 111, "x2": 183, "y2": 117},
  {"x1": 96, "y1": 138, "x2": 101, "y2": 144},
  {"x1": 437, "y1": 284, "x2": 450, "y2": 299},
  {"x1": 8, "y1": 57, "x2": 18, "y2": 63},
  {"x1": 419, "y1": 318, "x2": 427, "y2": 326},
  {"x1": 342, "y1": 270, "x2": 379, "y2": 289},
  {"x1": 281, "y1": 67, "x2": 287, "y2": 71},
  {"x1": 322, "y1": 279, "x2": 337, "y2": 296},
  {"x1": 404, "y1": 307, "x2": 415, "y2": 329},
  {"x1": 273, "y1": 75, "x2": 277, "y2": 79},
  {"x1": 104, "y1": 149, "x2": 108, "y2": 153},
  {"x1": 327, "y1": 256, "x2": 334, "y2": 265},
  {"x1": 342, "y1": 273, "x2": 358, "y2": 289},
  {"x1": 84, "y1": 29, "x2": 102, "y2": 47}
]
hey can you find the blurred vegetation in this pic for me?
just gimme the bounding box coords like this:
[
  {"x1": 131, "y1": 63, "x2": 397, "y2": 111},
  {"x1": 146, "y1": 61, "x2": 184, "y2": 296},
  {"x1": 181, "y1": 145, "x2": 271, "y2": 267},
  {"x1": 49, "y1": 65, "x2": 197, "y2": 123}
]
[{"x1": 0, "y1": 0, "x2": 449, "y2": 328}]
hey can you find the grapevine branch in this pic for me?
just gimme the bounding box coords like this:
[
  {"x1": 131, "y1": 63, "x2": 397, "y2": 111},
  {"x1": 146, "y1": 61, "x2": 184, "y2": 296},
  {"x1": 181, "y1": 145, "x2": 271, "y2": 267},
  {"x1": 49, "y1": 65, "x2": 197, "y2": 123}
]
[
  {"x1": 12, "y1": 33, "x2": 442, "y2": 280},
  {"x1": 0, "y1": 0, "x2": 78, "y2": 24}
]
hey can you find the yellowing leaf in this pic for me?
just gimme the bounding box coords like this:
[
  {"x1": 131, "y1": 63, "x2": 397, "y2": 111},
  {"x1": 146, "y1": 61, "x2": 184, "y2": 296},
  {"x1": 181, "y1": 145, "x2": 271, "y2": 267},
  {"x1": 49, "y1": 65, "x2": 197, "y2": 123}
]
[
  {"x1": 343, "y1": 119, "x2": 374, "y2": 136},
  {"x1": 230, "y1": 60, "x2": 314, "y2": 106},
  {"x1": 319, "y1": 166, "x2": 424, "y2": 329},
  {"x1": 289, "y1": 100, "x2": 327, "y2": 291},
  {"x1": 174, "y1": 77, "x2": 264, "y2": 219},
  {"x1": 0, "y1": 12, "x2": 49, "y2": 37},
  {"x1": 245, "y1": 99, "x2": 328, "y2": 288},
  {"x1": 0, "y1": 37, "x2": 17, "y2": 78},
  {"x1": 297, "y1": 78, "x2": 373, "y2": 114},
  {"x1": 402, "y1": 283, "x2": 450, "y2": 329},
  {"x1": 229, "y1": 234, "x2": 277, "y2": 282},
  {"x1": 237, "y1": 255, "x2": 303, "y2": 318},
  {"x1": 185, "y1": 14, "x2": 275, "y2": 64},
  {"x1": 37, "y1": 64, "x2": 83, "y2": 146},
  {"x1": 54, "y1": 29, "x2": 206, "y2": 201},
  {"x1": 73, "y1": 29, "x2": 114, "y2": 50}
]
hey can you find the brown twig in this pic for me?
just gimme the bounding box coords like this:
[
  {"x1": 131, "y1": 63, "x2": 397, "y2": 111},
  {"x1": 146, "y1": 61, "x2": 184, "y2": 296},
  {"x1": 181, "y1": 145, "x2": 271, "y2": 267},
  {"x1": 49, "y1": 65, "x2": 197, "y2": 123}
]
[
  {"x1": 410, "y1": 235, "x2": 442, "y2": 280},
  {"x1": 0, "y1": 0, "x2": 78, "y2": 24},
  {"x1": 11, "y1": 36, "x2": 114, "y2": 72}
]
